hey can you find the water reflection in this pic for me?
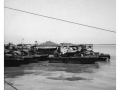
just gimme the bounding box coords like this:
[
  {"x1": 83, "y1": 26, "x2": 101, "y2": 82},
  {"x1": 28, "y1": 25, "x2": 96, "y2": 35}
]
[
  {"x1": 47, "y1": 76, "x2": 91, "y2": 81},
  {"x1": 5, "y1": 66, "x2": 33, "y2": 78},
  {"x1": 5, "y1": 61, "x2": 100, "y2": 78},
  {"x1": 46, "y1": 63, "x2": 99, "y2": 73}
]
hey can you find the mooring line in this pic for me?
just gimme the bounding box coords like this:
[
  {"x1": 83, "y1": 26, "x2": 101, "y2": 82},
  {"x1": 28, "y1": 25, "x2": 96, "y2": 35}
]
[
  {"x1": 4, "y1": 6, "x2": 116, "y2": 33},
  {"x1": 4, "y1": 80, "x2": 18, "y2": 90}
]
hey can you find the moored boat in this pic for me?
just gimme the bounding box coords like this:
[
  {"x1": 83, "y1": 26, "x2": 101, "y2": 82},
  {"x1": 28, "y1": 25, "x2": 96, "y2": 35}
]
[
  {"x1": 4, "y1": 54, "x2": 23, "y2": 67},
  {"x1": 4, "y1": 50, "x2": 23, "y2": 67},
  {"x1": 48, "y1": 44, "x2": 100, "y2": 64},
  {"x1": 94, "y1": 52, "x2": 110, "y2": 61},
  {"x1": 22, "y1": 55, "x2": 39, "y2": 64}
]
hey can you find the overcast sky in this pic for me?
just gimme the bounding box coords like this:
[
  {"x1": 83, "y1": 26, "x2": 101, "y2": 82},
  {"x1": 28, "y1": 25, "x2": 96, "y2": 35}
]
[{"x1": 5, "y1": 0, "x2": 116, "y2": 44}]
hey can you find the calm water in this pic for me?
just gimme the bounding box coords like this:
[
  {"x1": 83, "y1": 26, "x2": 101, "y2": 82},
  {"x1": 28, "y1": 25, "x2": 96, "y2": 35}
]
[{"x1": 4, "y1": 45, "x2": 116, "y2": 90}]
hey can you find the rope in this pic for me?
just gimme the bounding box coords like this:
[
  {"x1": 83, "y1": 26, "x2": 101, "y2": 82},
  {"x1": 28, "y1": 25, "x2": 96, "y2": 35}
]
[{"x1": 4, "y1": 80, "x2": 18, "y2": 90}]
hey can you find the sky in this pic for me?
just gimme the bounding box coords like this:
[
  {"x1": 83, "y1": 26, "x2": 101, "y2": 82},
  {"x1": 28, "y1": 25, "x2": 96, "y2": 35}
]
[{"x1": 4, "y1": 0, "x2": 116, "y2": 44}]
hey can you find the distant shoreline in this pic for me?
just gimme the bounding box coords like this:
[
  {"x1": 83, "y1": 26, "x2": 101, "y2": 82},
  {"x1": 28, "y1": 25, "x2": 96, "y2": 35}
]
[
  {"x1": 93, "y1": 44, "x2": 116, "y2": 45},
  {"x1": 4, "y1": 43, "x2": 116, "y2": 45}
]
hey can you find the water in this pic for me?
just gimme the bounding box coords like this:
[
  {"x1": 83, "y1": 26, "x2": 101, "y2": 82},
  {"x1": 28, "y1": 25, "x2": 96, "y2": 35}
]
[{"x1": 4, "y1": 45, "x2": 116, "y2": 90}]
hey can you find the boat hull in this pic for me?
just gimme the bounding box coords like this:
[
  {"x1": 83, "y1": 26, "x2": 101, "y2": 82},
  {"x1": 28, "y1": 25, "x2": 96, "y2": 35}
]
[
  {"x1": 32, "y1": 55, "x2": 48, "y2": 61},
  {"x1": 97, "y1": 57, "x2": 108, "y2": 61},
  {"x1": 97, "y1": 54, "x2": 110, "y2": 61},
  {"x1": 39, "y1": 55, "x2": 48, "y2": 61},
  {"x1": 49, "y1": 56, "x2": 98, "y2": 64},
  {"x1": 22, "y1": 56, "x2": 39, "y2": 64},
  {"x1": 4, "y1": 58, "x2": 22, "y2": 67}
]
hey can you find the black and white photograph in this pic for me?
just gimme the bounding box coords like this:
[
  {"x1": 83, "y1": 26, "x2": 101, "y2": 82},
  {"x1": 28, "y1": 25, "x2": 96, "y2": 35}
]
[{"x1": 4, "y1": 0, "x2": 116, "y2": 90}]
